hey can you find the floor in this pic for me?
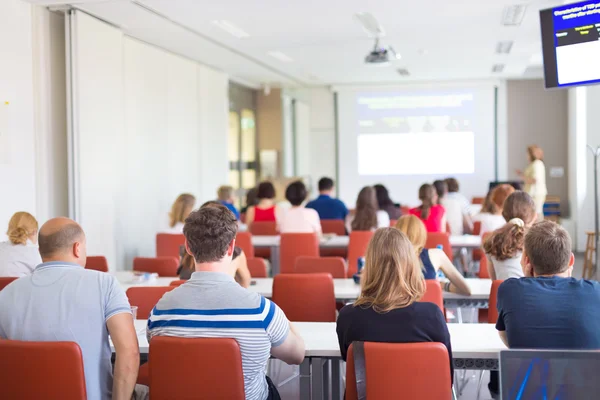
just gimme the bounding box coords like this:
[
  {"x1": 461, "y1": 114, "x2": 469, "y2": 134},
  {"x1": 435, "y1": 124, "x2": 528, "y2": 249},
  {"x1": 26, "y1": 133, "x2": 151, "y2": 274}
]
[{"x1": 270, "y1": 253, "x2": 587, "y2": 399}]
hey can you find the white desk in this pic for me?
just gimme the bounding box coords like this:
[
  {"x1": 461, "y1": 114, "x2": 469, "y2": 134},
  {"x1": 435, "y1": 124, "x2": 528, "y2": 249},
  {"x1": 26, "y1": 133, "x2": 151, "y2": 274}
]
[{"x1": 114, "y1": 271, "x2": 177, "y2": 292}]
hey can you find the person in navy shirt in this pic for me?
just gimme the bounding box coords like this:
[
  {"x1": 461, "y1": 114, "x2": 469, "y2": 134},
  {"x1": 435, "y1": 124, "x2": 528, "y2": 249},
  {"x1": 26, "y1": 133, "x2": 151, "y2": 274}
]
[
  {"x1": 496, "y1": 220, "x2": 600, "y2": 349},
  {"x1": 306, "y1": 177, "x2": 348, "y2": 220},
  {"x1": 217, "y1": 185, "x2": 240, "y2": 220}
]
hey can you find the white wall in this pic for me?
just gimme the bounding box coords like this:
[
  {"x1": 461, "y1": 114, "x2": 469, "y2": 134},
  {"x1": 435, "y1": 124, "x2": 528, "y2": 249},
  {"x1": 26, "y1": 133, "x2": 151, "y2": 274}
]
[{"x1": 72, "y1": 11, "x2": 229, "y2": 270}]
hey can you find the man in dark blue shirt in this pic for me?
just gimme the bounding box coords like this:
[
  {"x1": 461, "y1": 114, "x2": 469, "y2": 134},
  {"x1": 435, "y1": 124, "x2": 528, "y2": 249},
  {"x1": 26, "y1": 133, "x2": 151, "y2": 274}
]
[
  {"x1": 496, "y1": 221, "x2": 600, "y2": 350},
  {"x1": 306, "y1": 177, "x2": 348, "y2": 220}
]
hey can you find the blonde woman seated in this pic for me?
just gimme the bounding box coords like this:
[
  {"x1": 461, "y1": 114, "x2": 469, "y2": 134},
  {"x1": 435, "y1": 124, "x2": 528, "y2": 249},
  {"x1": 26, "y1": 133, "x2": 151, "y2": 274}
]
[
  {"x1": 336, "y1": 228, "x2": 453, "y2": 381},
  {"x1": 165, "y1": 193, "x2": 196, "y2": 234},
  {"x1": 346, "y1": 186, "x2": 390, "y2": 232},
  {"x1": 483, "y1": 191, "x2": 537, "y2": 281},
  {"x1": 0, "y1": 212, "x2": 42, "y2": 277},
  {"x1": 473, "y1": 184, "x2": 515, "y2": 235},
  {"x1": 396, "y1": 215, "x2": 471, "y2": 295}
]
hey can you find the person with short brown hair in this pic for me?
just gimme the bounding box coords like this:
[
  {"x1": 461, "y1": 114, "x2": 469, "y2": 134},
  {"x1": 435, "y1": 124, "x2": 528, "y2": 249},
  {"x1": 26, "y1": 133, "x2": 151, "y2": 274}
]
[
  {"x1": 442, "y1": 177, "x2": 473, "y2": 235},
  {"x1": 245, "y1": 181, "x2": 280, "y2": 228},
  {"x1": 496, "y1": 221, "x2": 600, "y2": 352}
]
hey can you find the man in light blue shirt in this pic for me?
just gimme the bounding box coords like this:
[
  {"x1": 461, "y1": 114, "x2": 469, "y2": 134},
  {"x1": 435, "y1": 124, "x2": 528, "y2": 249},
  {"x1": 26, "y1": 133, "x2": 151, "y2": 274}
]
[{"x1": 0, "y1": 218, "x2": 141, "y2": 400}]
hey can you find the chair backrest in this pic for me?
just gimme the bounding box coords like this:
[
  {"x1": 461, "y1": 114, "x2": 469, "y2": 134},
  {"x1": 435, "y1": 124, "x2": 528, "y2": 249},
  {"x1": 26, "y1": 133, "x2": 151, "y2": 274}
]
[
  {"x1": 249, "y1": 221, "x2": 277, "y2": 236},
  {"x1": 279, "y1": 233, "x2": 320, "y2": 274},
  {"x1": 272, "y1": 273, "x2": 336, "y2": 322},
  {"x1": 156, "y1": 233, "x2": 185, "y2": 258},
  {"x1": 126, "y1": 286, "x2": 174, "y2": 319},
  {"x1": 170, "y1": 279, "x2": 186, "y2": 286},
  {"x1": 320, "y1": 219, "x2": 346, "y2": 235},
  {"x1": 247, "y1": 257, "x2": 268, "y2": 278},
  {"x1": 0, "y1": 277, "x2": 18, "y2": 291},
  {"x1": 235, "y1": 231, "x2": 254, "y2": 258},
  {"x1": 85, "y1": 256, "x2": 109, "y2": 272},
  {"x1": 478, "y1": 254, "x2": 490, "y2": 279},
  {"x1": 472, "y1": 196, "x2": 485, "y2": 205},
  {"x1": 347, "y1": 231, "x2": 374, "y2": 276},
  {"x1": 0, "y1": 340, "x2": 87, "y2": 399},
  {"x1": 421, "y1": 280, "x2": 444, "y2": 311},
  {"x1": 346, "y1": 342, "x2": 451, "y2": 400},
  {"x1": 389, "y1": 219, "x2": 398, "y2": 227},
  {"x1": 473, "y1": 221, "x2": 482, "y2": 236},
  {"x1": 488, "y1": 280, "x2": 503, "y2": 324},
  {"x1": 295, "y1": 256, "x2": 347, "y2": 278},
  {"x1": 425, "y1": 232, "x2": 453, "y2": 260},
  {"x1": 149, "y1": 336, "x2": 245, "y2": 400},
  {"x1": 133, "y1": 257, "x2": 179, "y2": 277}
]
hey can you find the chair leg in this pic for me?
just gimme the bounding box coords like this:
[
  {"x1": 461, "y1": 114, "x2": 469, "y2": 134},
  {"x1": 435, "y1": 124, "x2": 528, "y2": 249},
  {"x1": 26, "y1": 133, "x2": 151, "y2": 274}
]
[
  {"x1": 476, "y1": 370, "x2": 484, "y2": 400},
  {"x1": 452, "y1": 385, "x2": 458, "y2": 400}
]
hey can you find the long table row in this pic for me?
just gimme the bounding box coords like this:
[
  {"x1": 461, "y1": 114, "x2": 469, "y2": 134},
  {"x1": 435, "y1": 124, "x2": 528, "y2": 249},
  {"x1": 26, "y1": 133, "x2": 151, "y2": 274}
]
[{"x1": 115, "y1": 320, "x2": 505, "y2": 399}]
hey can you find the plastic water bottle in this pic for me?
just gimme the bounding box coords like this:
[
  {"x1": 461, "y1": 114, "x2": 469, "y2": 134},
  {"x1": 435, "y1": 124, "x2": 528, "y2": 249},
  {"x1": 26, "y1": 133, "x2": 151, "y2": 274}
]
[{"x1": 436, "y1": 245, "x2": 446, "y2": 279}]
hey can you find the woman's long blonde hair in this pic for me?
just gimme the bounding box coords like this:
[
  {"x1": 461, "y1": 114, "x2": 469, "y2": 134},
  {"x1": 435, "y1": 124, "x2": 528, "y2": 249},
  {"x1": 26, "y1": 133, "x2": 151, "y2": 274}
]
[
  {"x1": 395, "y1": 215, "x2": 427, "y2": 257},
  {"x1": 169, "y1": 194, "x2": 196, "y2": 228},
  {"x1": 7, "y1": 212, "x2": 38, "y2": 245},
  {"x1": 354, "y1": 228, "x2": 425, "y2": 313}
]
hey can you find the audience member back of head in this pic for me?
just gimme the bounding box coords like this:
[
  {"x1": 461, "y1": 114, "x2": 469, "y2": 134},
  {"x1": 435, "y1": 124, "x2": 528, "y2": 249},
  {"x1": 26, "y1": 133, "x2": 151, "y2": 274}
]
[{"x1": 306, "y1": 177, "x2": 348, "y2": 220}]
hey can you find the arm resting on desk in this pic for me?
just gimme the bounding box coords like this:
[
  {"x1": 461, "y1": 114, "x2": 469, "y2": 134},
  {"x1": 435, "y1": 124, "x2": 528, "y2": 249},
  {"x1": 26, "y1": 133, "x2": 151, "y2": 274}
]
[
  {"x1": 431, "y1": 248, "x2": 471, "y2": 295},
  {"x1": 108, "y1": 313, "x2": 140, "y2": 400},
  {"x1": 270, "y1": 323, "x2": 305, "y2": 365}
]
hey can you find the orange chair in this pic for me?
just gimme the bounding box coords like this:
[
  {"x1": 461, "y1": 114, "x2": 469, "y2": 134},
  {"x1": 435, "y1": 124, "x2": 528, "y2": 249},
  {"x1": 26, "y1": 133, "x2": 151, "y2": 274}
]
[
  {"x1": 272, "y1": 273, "x2": 336, "y2": 322},
  {"x1": 474, "y1": 231, "x2": 492, "y2": 264},
  {"x1": 156, "y1": 233, "x2": 185, "y2": 258},
  {"x1": 247, "y1": 257, "x2": 268, "y2": 278},
  {"x1": 170, "y1": 279, "x2": 186, "y2": 286},
  {"x1": 126, "y1": 286, "x2": 174, "y2": 319},
  {"x1": 478, "y1": 254, "x2": 490, "y2": 279},
  {"x1": 0, "y1": 340, "x2": 87, "y2": 399},
  {"x1": 249, "y1": 221, "x2": 277, "y2": 236},
  {"x1": 425, "y1": 232, "x2": 453, "y2": 260},
  {"x1": 473, "y1": 221, "x2": 482, "y2": 236},
  {"x1": 346, "y1": 342, "x2": 451, "y2": 400},
  {"x1": 389, "y1": 219, "x2": 398, "y2": 227},
  {"x1": 133, "y1": 257, "x2": 179, "y2": 277},
  {"x1": 0, "y1": 277, "x2": 18, "y2": 291},
  {"x1": 347, "y1": 231, "x2": 374, "y2": 276},
  {"x1": 279, "y1": 233, "x2": 320, "y2": 274},
  {"x1": 488, "y1": 280, "x2": 502, "y2": 324},
  {"x1": 421, "y1": 280, "x2": 444, "y2": 311},
  {"x1": 85, "y1": 256, "x2": 109, "y2": 272},
  {"x1": 295, "y1": 256, "x2": 347, "y2": 278},
  {"x1": 472, "y1": 197, "x2": 485, "y2": 205},
  {"x1": 149, "y1": 336, "x2": 245, "y2": 400},
  {"x1": 320, "y1": 220, "x2": 346, "y2": 235},
  {"x1": 235, "y1": 231, "x2": 255, "y2": 258}
]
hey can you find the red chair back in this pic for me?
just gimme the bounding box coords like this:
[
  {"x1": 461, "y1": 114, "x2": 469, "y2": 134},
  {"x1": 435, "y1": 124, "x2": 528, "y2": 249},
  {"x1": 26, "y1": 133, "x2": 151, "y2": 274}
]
[
  {"x1": 346, "y1": 342, "x2": 451, "y2": 400},
  {"x1": 279, "y1": 233, "x2": 320, "y2": 274},
  {"x1": 473, "y1": 221, "x2": 482, "y2": 236},
  {"x1": 126, "y1": 286, "x2": 174, "y2": 319},
  {"x1": 389, "y1": 219, "x2": 398, "y2": 227},
  {"x1": 478, "y1": 254, "x2": 490, "y2": 279},
  {"x1": 249, "y1": 221, "x2": 277, "y2": 236},
  {"x1": 170, "y1": 280, "x2": 186, "y2": 286},
  {"x1": 0, "y1": 340, "x2": 87, "y2": 399},
  {"x1": 425, "y1": 232, "x2": 453, "y2": 260},
  {"x1": 347, "y1": 231, "x2": 374, "y2": 276},
  {"x1": 0, "y1": 277, "x2": 18, "y2": 291},
  {"x1": 247, "y1": 257, "x2": 268, "y2": 278},
  {"x1": 472, "y1": 197, "x2": 485, "y2": 205},
  {"x1": 133, "y1": 257, "x2": 179, "y2": 277},
  {"x1": 421, "y1": 280, "x2": 444, "y2": 311},
  {"x1": 85, "y1": 256, "x2": 109, "y2": 272},
  {"x1": 235, "y1": 232, "x2": 254, "y2": 258},
  {"x1": 272, "y1": 273, "x2": 336, "y2": 322},
  {"x1": 488, "y1": 280, "x2": 503, "y2": 324},
  {"x1": 156, "y1": 233, "x2": 185, "y2": 258},
  {"x1": 149, "y1": 336, "x2": 245, "y2": 400},
  {"x1": 295, "y1": 256, "x2": 347, "y2": 278},
  {"x1": 320, "y1": 220, "x2": 346, "y2": 235}
]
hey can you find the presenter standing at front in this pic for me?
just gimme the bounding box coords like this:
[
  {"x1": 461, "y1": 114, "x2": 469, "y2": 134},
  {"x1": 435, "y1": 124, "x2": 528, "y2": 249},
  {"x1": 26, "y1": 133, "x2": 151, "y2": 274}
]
[{"x1": 517, "y1": 145, "x2": 547, "y2": 221}]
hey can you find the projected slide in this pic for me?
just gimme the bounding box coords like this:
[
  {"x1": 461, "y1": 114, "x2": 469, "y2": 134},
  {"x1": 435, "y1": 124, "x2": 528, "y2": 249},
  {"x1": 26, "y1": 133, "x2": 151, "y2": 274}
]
[{"x1": 356, "y1": 92, "x2": 475, "y2": 176}]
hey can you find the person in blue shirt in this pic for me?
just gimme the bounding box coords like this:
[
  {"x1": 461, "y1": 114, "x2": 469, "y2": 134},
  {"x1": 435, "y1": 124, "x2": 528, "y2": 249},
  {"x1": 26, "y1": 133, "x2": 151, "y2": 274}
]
[
  {"x1": 217, "y1": 185, "x2": 240, "y2": 220},
  {"x1": 306, "y1": 177, "x2": 348, "y2": 220}
]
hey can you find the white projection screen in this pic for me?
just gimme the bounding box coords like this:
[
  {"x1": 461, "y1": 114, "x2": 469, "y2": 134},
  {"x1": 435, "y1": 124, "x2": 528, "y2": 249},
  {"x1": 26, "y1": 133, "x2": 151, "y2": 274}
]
[{"x1": 336, "y1": 84, "x2": 496, "y2": 207}]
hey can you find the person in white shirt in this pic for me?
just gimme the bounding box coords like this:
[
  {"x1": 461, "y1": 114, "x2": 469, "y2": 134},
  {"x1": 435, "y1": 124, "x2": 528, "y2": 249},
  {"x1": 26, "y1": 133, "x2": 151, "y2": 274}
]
[
  {"x1": 165, "y1": 193, "x2": 196, "y2": 233},
  {"x1": 517, "y1": 145, "x2": 547, "y2": 222},
  {"x1": 442, "y1": 177, "x2": 473, "y2": 235},
  {"x1": 347, "y1": 186, "x2": 390, "y2": 232},
  {"x1": 0, "y1": 212, "x2": 42, "y2": 277},
  {"x1": 473, "y1": 184, "x2": 515, "y2": 235},
  {"x1": 278, "y1": 181, "x2": 322, "y2": 235}
]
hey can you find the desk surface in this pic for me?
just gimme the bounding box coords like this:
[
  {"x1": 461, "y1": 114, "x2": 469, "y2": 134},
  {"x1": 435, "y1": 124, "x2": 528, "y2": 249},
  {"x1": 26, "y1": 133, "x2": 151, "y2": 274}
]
[
  {"x1": 115, "y1": 272, "x2": 491, "y2": 301},
  {"x1": 118, "y1": 320, "x2": 505, "y2": 359}
]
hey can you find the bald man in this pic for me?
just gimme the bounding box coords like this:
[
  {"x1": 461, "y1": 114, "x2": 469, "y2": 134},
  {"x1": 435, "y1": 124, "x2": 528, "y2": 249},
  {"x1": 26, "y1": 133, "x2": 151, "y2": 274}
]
[{"x1": 0, "y1": 218, "x2": 142, "y2": 400}]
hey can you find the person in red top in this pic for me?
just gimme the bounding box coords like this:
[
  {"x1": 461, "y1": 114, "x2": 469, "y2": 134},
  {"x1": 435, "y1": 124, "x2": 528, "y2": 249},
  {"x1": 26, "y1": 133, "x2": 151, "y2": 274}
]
[
  {"x1": 409, "y1": 184, "x2": 447, "y2": 233},
  {"x1": 246, "y1": 181, "x2": 280, "y2": 228}
]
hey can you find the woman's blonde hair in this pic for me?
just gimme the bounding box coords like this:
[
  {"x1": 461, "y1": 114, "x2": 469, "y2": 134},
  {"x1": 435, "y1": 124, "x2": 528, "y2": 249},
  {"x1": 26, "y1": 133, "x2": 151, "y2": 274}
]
[
  {"x1": 354, "y1": 228, "x2": 425, "y2": 313},
  {"x1": 7, "y1": 212, "x2": 38, "y2": 245},
  {"x1": 527, "y1": 145, "x2": 544, "y2": 162},
  {"x1": 395, "y1": 215, "x2": 427, "y2": 256},
  {"x1": 169, "y1": 193, "x2": 196, "y2": 228}
]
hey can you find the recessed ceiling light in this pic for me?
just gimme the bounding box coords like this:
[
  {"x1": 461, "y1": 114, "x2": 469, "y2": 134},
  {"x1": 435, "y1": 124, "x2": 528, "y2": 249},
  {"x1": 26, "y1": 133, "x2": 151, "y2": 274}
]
[
  {"x1": 492, "y1": 64, "x2": 505, "y2": 73},
  {"x1": 495, "y1": 41, "x2": 514, "y2": 54},
  {"x1": 267, "y1": 51, "x2": 294, "y2": 63},
  {"x1": 502, "y1": 5, "x2": 527, "y2": 26},
  {"x1": 211, "y1": 20, "x2": 250, "y2": 39}
]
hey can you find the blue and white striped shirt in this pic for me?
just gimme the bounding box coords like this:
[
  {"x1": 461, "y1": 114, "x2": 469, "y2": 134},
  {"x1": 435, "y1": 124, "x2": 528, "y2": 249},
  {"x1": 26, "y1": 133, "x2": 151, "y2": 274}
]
[{"x1": 148, "y1": 271, "x2": 290, "y2": 400}]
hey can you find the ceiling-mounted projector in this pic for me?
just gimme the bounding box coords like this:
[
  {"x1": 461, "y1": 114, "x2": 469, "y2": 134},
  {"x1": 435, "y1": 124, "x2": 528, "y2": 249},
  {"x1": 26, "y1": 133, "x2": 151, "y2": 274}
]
[{"x1": 364, "y1": 39, "x2": 400, "y2": 66}]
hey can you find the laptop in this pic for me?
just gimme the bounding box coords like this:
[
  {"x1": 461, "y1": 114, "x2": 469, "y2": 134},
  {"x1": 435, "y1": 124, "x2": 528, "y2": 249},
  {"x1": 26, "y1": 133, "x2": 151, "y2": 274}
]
[{"x1": 500, "y1": 349, "x2": 600, "y2": 399}]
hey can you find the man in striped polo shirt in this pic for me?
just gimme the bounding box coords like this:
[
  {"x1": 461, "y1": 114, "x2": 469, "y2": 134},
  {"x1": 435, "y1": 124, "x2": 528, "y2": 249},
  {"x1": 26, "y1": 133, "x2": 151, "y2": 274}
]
[{"x1": 148, "y1": 204, "x2": 305, "y2": 400}]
